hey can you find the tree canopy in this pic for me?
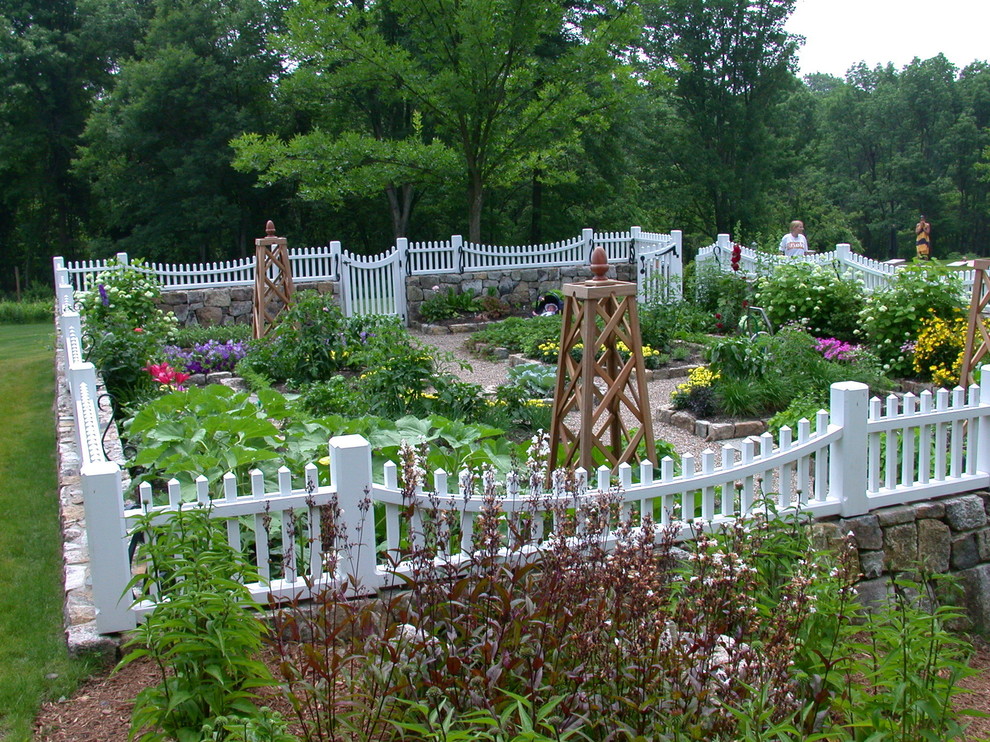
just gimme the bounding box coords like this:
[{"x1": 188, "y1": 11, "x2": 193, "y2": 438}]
[{"x1": 2, "y1": 0, "x2": 990, "y2": 292}]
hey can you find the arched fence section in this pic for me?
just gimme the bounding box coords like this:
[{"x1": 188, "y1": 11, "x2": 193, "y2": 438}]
[
  {"x1": 62, "y1": 227, "x2": 684, "y2": 324},
  {"x1": 697, "y1": 234, "x2": 977, "y2": 295}
]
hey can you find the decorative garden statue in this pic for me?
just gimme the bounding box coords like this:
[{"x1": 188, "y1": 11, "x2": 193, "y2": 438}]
[{"x1": 915, "y1": 215, "x2": 932, "y2": 260}]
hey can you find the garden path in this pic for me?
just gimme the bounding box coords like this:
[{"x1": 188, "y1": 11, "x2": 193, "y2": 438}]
[{"x1": 410, "y1": 328, "x2": 750, "y2": 463}]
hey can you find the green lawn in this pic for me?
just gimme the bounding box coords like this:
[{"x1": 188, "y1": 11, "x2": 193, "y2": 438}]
[{"x1": 0, "y1": 324, "x2": 96, "y2": 740}]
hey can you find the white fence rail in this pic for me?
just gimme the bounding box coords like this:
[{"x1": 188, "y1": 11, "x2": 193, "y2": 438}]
[
  {"x1": 62, "y1": 227, "x2": 679, "y2": 291},
  {"x1": 697, "y1": 234, "x2": 977, "y2": 295}
]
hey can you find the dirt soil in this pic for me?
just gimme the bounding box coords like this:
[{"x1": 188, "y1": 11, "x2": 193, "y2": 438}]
[{"x1": 33, "y1": 639, "x2": 990, "y2": 741}]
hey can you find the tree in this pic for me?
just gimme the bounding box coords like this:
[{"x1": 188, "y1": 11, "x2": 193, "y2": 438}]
[
  {"x1": 639, "y1": 0, "x2": 801, "y2": 236},
  {"x1": 75, "y1": 0, "x2": 285, "y2": 260},
  {"x1": 0, "y1": 0, "x2": 94, "y2": 290},
  {"x1": 234, "y1": 0, "x2": 638, "y2": 242}
]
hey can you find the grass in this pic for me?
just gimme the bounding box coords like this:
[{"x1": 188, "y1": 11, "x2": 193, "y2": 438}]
[{"x1": 0, "y1": 323, "x2": 97, "y2": 740}]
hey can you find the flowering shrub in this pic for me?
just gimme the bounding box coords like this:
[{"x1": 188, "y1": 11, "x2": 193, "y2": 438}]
[
  {"x1": 814, "y1": 336, "x2": 863, "y2": 362},
  {"x1": 911, "y1": 312, "x2": 967, "y2": 387},
  {"x1": 754, "y1": 261, "x2": 865, "y2": 341},
  {"x1": 78, "y1": 260, "x2": 178, "y2": 407},
  {"x1": 78, "y1": 259, "x2": 175, "y2": 337},
  {"x1": 671, "y1": 365, "x2": 720, "y2": 418},
  {"x1": 241, "y1": 291, "x2": 376, "y2": 384},
  {"x1": 859, "y1": 263, "x2": 966, "y2": 377}
]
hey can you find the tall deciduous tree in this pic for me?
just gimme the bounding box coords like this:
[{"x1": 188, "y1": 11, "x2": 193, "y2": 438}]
[
  {"x1": 234, "y1": 0, "x2": 638, "y2": 242},
  {"x1": 639, "y1": 0, "x2": 800, "y2": 236},
  {"x1": 0, "y1": 0, "x2": 94, "y2": 289},
  {"x1": 76, "y1": 0, "x2": 284, "y2": 260}
]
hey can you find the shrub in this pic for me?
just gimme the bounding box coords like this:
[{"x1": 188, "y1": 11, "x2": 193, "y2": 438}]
[
  {"x1": 910, "y1": 312, "x2": 968, "y2": 387},
  {"x1": 122, "y1": 505, "x2": 272, "y2": 740},
  {"x1": 671, "y1": 366, "x2": 721, "y2": 418},
  {"x1": 171, "y1": 323, "x2": 251, "y2": 347},
  {"x1": 754, "y1": 260, "x2": 866, "y2": 341},
  {"x1": 263, "y1": 443, "x2": 979, "y2": 740},
  {"x1": 0, "y1": 299, "x2": 53, "y2": 324},
  {"x1": 78, "y1": 260, "x2": 178, "y2": 407},
  {"x1": 469, "y1": 315, "x2": 562, "y2": 356},
  {"x1": 165, "y1": 339, "x2": 249, "y2": 375},
  {"x1": 687, "y1": 260, "x2": 754, "y2": 334},
  {"x1": 704, "y1": 325, "x2": 890, "y2": 418},
  {"x1": 639, "y1": 299, "x2": 713, "y2": 347},
  {"x1": 242, "y1": 291, "x2": 384, "y2": 384},
  {"x1": 418, "y1": 286, "x2": 483, "y2": 322},
  {"x1": 860, "y1": 262, "x2": 966, "y2": 377}
]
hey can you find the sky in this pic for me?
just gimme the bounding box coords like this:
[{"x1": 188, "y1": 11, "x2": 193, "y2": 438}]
[{"x1": 785, "y1": 0, "x2": 989, "y2": 79}]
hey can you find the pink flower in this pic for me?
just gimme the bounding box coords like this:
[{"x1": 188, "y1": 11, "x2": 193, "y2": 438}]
[{"x1": 133, "y1": 327, "x2": 144, "y2": 333}]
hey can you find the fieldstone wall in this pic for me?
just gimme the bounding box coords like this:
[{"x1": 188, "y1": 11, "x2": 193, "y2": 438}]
[
  {"x1": 812, "y1": 492, "x2": 990, "y2": 631},
  {"x1": 406, "y1": 264, "x2": 636, "y2": 322},
  {"x1": 157, "y1": 280, "x2": 337, "y2": 328}
]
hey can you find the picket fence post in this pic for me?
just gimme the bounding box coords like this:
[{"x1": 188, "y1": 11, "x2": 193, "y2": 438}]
[
  {"x1": 583, "y1": 228, "x2": 594, "y2": 261},
  {"x1": 329, "y1": 435, "x2": 377, "y2": 592},
  {"x1": 80, "y1": 461, "x2": 137, "y2": 633},
  {"x1": 670, "y1": 230, "x2": 684, "y2": 296},
  {"x1": 829, "y1": 381, "x2": 870, "y2": 517}
]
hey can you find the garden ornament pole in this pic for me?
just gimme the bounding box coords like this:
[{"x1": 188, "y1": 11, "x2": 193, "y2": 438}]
[
  {"x1": 252, "y1": 220, "x2": 295, "y2": 339},
  {"x1": 548, "y1": 244, "x2": 657, "y2": 476}
]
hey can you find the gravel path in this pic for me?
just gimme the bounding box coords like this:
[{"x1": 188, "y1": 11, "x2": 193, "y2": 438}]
[{"x1": 411, "y1": 328, "x2": 749, "y2": 462}]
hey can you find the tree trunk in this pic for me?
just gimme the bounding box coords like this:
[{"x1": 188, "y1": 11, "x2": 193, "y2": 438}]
[
  {"x1": 467, "y1": 169, "x2": 484, "y2": 243},
  {"x1": 530, "y1": 168, "x2": 543, "y2": 244}
]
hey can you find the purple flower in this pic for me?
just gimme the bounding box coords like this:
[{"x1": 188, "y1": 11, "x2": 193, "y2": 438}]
[{"x1": 98, "y1": 284, "x2": 109, "y2": 306}]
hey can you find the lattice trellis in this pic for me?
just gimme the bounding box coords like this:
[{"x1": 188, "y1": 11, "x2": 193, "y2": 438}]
[
  {"x1": 548, "y1": 247, "x2": 656, "y2": 474},
  {"x1": 252, "y1": 220, "x2": 295, "y2": 339},
  {"x1": 961, "y1": 259, "x2": 990, "y2": 386}
]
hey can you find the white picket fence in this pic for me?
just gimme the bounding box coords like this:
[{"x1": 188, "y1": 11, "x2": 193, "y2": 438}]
[
  {"x1": 59, "y1": 227, "x2": 683, "y2": 323},
  {"x1": 697, "y1": 234, "x2": 977, "y2": 295},
  {"x1": 53, "y1": 264, "x2": 990, "y2": 632}
]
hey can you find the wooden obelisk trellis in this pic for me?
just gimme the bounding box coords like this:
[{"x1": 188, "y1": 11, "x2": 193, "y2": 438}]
[
  {"x1": 960, "y1": 259, "x2": 990, "y2": 386},
  {"x1": 548, "y1": 245, "x2": 657, "y2": 475},
  {"x1": 252, "y1": 220, "x2": 295, "y2": 339}
]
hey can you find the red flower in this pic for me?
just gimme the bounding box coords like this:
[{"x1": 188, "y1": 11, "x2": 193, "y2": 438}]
[
  {"x1": 716, "y1": 322, "x2": 724, "y2": 329},
  {"x1": 742, "y1": 300, "x2": 749, "y2": 308},
  {"x1": 133, "y1": 327, "x2": 144, "y2": 333},
  {"x1": 715, "y1": 313, "x2": 722, "y2": 319}
]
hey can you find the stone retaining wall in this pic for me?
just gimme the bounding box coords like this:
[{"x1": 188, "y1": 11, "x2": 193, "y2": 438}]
[
  {"x1": 812, "y1": 492, "x2": 990, "y2": 632},
  {"x1": 156, "y1": 266, "x2": 637, "y2": 328},
  {"x1": 406, "y1": 264, "x2": 636, "y2": 322},
  {"x1": 157, "y1": 280, "x2": 336, "y2": 327}
]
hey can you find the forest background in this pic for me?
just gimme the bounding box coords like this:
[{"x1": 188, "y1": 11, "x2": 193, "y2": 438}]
[{"x1": 3, "y1": 0, "x2": 990, "y2": 297}]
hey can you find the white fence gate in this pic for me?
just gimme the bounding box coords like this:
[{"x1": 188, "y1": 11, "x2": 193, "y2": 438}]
[
  {"x1": 635, "y1": 227, "x2": 683, "y2": 303},
  {"x1": 337, "y1": 240, "x2": 407, "y2": 323}
]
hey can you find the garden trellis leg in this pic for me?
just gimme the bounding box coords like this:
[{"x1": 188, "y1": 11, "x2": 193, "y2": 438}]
[
  {"x1": 961, "y1": 259, "x2": 990, "y2": 386},
  {"x1": 252, "y1": 220, "x2": 295, "y2": 339},
  {"x1": 548, "y1": 246, "x2": 657, "y2": 476}
]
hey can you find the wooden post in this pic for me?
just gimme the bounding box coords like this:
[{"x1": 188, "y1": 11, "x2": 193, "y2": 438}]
[
  {"x1": 252, "y1": 220, "x2": 295, "y2": 339},
  {"x1": 548, "y1": 245, "x2": 657, "y2": 475},
  {"x1": 960, "y1": 259, "x2": 990, "y2": 387}
]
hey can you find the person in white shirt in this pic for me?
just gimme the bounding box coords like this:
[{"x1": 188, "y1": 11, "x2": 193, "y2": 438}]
[{"x1": 778, "y1": 220, "x2": 808, "y2": 257}]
